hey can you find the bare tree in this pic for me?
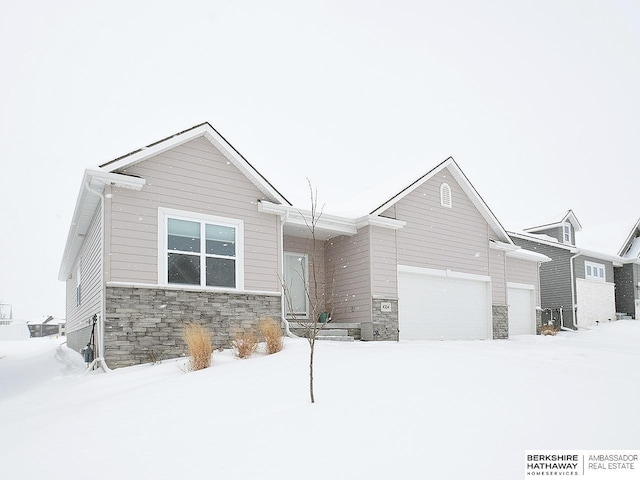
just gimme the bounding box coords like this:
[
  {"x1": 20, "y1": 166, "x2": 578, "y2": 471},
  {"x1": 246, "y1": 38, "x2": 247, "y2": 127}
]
[{"x1": 281, "y1": 181, "x2": 337, "y2": 403}]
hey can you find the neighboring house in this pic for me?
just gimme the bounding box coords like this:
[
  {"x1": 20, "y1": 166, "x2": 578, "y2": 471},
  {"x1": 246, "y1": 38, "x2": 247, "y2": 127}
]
[
  {"x1": 510, "y1": 210, "x2": 624, "y2": 329},
  {"x1": 59, "y1": 122, "x2": 549, "y2": 369},
  {"x1": 26, "y1": 315, "x2": 66, "y2": 337},
  {"x1": 615, "y1": 218, "x2": 640, "y2": 319},
  {"x1": 0, "y1": 320, "x2": 30, "y2": 341}
]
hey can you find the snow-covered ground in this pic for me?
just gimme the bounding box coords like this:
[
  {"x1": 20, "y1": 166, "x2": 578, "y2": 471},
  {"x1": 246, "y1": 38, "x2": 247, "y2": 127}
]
[{"x1": 1, "y1": 322, "x2": 639, "y2": 479}]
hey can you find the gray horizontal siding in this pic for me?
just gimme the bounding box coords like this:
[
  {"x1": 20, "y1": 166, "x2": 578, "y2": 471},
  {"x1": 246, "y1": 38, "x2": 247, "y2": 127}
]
[
  {"x1": 66, "y1": 204, "x2": 103, "y2": 334},
  {"x1": 614, "y1": 264, "x2": 638, "y2": 316},
  {"x1": 574, "y1": 255, "x2": 615, "y2": 283},
  {"x1": 370, "y1": 226, "x2": 398, "y2": 298},
  {"x1": 325, "y1": 227, "x2": 371, "y2": 323},
  {"x1": 511, "y1": 237, "x2": 574, "y2": 327},
  {"x1": 386, "y1": 167, "x2": 492, "y2": 277},
  {"x1": 107, "y1": 136, "x2": 280, "y2": 292}
]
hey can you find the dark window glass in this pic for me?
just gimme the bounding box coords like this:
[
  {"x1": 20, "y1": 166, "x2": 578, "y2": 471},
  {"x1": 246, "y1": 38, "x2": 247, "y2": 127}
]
[
  {"x1": 206, "y1": 224, "x2": 235, "y2": 256},
  {"x1": 168, "y1": 253, "x2": 200, "y2": 285},
  {"x1": 206, "y1": 257, "x2": 235, "y2": 287},
  {"x1": 168, "y1": 219, "x2": 200, "y2": 253}
]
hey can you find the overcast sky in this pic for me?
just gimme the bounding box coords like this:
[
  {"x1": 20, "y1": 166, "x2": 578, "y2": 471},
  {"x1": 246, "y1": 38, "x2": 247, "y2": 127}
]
[{"x1": 1, "y1": 0, "x2": 638, "y2": 320}]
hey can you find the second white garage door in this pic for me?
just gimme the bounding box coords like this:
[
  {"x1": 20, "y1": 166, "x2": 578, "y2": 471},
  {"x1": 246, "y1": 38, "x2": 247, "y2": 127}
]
[
  {"x1": 398, "y1": 267, "x2": 491, "y2": 340},
  {"x1": 507, "y1": 284, "x2": 536, "y2": 335}
]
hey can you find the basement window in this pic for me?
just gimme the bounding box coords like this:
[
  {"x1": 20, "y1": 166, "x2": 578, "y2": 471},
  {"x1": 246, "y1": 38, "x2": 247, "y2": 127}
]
[{"x1": 440, "y1": 183, "x2": 452, "y2": 208}]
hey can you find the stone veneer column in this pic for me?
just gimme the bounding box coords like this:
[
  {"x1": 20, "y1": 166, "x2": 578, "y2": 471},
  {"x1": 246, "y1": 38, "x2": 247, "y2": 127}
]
[
  {"x1": 492, "y1": 305, "x2": 509, "y2": 339},
  {"x1": 371, "y1": 298, "x2": 399, "y2": 341}
]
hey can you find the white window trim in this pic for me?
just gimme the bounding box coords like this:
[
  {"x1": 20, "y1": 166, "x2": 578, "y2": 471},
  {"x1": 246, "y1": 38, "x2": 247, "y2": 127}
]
[
  {"x1": 584, "y1": 260, "x2": 605, "y2": 282},
  {"x1": 284, "y1": 251, "x2": 309, "y2": 319},
  {"x1": 563, "y1": 223, "x2": 571, "y2": 244},
  {"x1": 440, "y1": 183, "x2": 452, "y2": 208},
  {"x1": 158, "y1": 207, "x2": 244, "y2": 290}
]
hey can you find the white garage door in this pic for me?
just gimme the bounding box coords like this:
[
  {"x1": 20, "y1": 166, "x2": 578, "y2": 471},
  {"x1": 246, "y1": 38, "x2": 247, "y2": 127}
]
[
  {"x1": 398, "y1": 267, "x2": 490, "y2": 340},
  {"x1": 507, "y1": 285, "x2": 535, "y2": 335}
]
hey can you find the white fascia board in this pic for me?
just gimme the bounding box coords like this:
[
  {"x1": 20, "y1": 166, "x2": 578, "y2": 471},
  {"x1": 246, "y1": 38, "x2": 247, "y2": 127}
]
[
  {"x1": 260, "y1": 201, "x2": 405, "y2": 235},
  {"x1": 524, "y1": 210, "x2": 582, "y2": 233},
  {"x1": 576, "y1": 248, "x2": 625, "y2": 266},
  {"x1": 58, "y1": 170, "x2": 146, "y2": 281},
  {"x1": 85, "y1": 169, "x2": 146, "y2": 190},
  {"x1": 259, "y1": 201, "x2": 357, "y2": 236},
  {"x1": 102, "y1": 124, "x2": 289, "y2": 205},
  {"x1": 355, "y1": 215, "x2": 406, "y2": 230},
  {"x1": 490, "y1": 240, "x2": 551, "y2": 262},
  {"x1": 618, "y1": 218, "x2": 640, "y2": 257}
]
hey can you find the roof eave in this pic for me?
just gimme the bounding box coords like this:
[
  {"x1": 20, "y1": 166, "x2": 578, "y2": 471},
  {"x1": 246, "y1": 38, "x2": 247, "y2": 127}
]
[{"x1": 58, "y1": 170, "x2": 146, "y2": 281}]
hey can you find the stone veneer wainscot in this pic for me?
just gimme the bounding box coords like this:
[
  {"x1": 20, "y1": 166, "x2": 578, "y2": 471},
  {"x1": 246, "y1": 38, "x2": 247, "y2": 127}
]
[{"x1": 105, "y1": 285, "x2": 281, "y2": 368}]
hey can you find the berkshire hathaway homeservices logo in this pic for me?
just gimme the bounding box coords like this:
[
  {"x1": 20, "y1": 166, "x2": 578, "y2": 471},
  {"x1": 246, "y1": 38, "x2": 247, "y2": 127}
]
[{"x1": 525, "y1": 450, "x2": 639, "y2": 478}]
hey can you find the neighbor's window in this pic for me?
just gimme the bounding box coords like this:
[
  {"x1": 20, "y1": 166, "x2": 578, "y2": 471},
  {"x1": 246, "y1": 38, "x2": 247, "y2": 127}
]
[
  {"x1": 563, "y1": 224, "x2": 571, "y2": 244},
  {"x1": 585, "y1": 261, "x2": 605, "y2": 282},
  {"x1": 160, "y1": 208, "x2": 243, "y2": 289},
  {"x1": 440, "y1": 183, "x2": 452, "y2": 208}
]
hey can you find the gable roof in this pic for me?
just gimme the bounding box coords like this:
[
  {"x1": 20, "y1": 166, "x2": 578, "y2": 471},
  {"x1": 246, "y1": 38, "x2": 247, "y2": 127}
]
[
  {"x1": 59, "y1": 123, "x2": 291, "y2": 281},
  {"x1": 369, "y1": 157, "x2": 513, "y2": 244},
  {"x1": 101, "y1": 122, "x2": 291, "y2": 206},
  {"x1": 618, "y1": 217, "x2": 640, "y2": 258},
  {"x1": 523, "y1": 209, "x2": 583, "y2": 234}
]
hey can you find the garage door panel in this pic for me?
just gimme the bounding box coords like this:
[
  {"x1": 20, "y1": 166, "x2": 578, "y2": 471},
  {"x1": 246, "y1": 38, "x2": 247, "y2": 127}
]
[
  {"x1": 398, "y1": 270, "x2": 490, "y2": 340},
  {"x1": 508, "y1": 286, "x2": 535, "y2": 335}
]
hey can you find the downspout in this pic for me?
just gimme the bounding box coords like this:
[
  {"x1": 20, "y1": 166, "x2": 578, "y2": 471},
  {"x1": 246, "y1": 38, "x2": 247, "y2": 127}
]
[
  {"x1": 279, "y1": 211, "x2": 297, "y2": 338},
  {"x1": 84, "y1": 182, "x2": 111, "y2": 372},
  {"x1": 567, "y1": 252, "x2": 581, "y2": 331}
]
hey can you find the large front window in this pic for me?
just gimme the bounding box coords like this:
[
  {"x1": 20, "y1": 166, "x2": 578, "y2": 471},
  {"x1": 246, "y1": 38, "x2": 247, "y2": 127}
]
[{"x1": 160, "y1": 208, "x2": 243, "y2": 289}]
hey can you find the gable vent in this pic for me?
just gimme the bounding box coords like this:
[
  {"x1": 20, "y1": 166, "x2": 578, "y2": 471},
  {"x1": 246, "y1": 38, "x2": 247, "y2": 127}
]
[{"x1": 440, "y1": 183, "x2": 452, "y2": 208}]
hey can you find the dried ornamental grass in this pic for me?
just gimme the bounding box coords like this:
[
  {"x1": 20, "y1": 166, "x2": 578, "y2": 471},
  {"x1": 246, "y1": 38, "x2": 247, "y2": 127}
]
[
  {"x1": 258, "y1": 318, "x2": 283, "y2": 354},
  {"x1": 184, "y1": 323, "x2": 213, "y2": 371},
  {"x1": 233, "y1": 329, "x2": 259, "y2": 359}
]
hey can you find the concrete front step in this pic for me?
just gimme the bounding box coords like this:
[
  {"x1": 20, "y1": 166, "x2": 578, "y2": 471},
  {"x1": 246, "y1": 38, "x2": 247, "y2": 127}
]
[
  {"x1": 316, "y1": 329, "x2": 349, "y2": 337},
  {"x1": 315, "y1": 335, "x2": 354, "y2": 342}
]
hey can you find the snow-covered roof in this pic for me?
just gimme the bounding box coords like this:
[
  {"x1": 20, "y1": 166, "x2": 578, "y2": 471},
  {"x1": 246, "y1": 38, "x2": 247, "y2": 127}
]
[
  {"x1": 523, "y1": 209, "x2": 582, "y2": 234},
  {"x1": 26, "y1": 315, "x2": 66, "y2": 326},
  {"x1": 617, "y1": 217, "x2": 640, "y2": 258}
]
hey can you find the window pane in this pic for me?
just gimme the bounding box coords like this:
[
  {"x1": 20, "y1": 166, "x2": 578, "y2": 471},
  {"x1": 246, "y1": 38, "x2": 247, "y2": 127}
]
[
  {"x1": 206, "y1": 224, "x2": 236, "y2": 256},
  {"x1": 168, "y1": 219, "x2": 200, "y2": 253},
  {"x1": 599, "y1": 268, "x2": 604, "y2": 278},
  {"x1": 206, "y1": 257, "x2": 235, "y2": 287},
  {"x1": 168, "y1": 253, "x2": 200, "y2": 285},
  {"x1": 586, "y1": 265, "x2": 592, "y2": 276}
]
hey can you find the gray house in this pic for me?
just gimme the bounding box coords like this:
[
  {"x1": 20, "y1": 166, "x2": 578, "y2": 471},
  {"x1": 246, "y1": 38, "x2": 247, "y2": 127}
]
[
  {"x1": 615, "y1": 218, "x2": 640, "y2": 319},
  {"x1": 510, "y1": 211, "x2": 624, "y2": 329},
  {"x1": 59, "y1": 123, "x2": 549, "y2": 369}
]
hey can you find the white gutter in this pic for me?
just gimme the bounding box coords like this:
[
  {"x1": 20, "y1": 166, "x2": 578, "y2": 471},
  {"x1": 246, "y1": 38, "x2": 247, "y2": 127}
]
[
  {"x1": 259, "y1": 200, "x2": 406, "y2": 236},
  {"x1": 83, "y1": 183, "x2": 111, "y2": 373}
]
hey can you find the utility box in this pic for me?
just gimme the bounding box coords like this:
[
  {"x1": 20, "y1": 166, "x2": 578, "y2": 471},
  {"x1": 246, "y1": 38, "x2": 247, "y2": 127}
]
[{"x1": 361, "y1": 322, "x2": 374, "y2": 341}]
